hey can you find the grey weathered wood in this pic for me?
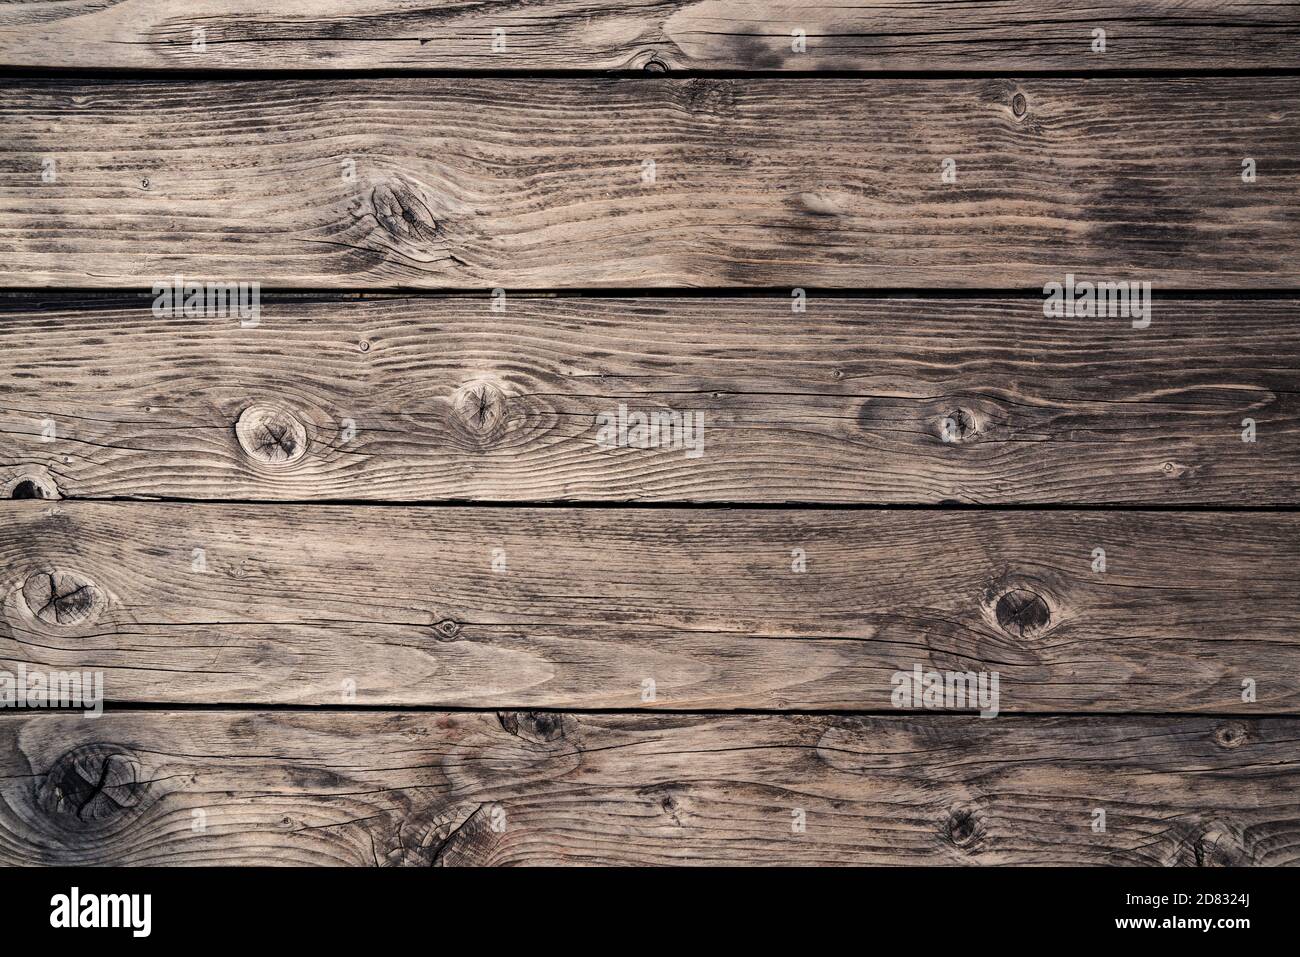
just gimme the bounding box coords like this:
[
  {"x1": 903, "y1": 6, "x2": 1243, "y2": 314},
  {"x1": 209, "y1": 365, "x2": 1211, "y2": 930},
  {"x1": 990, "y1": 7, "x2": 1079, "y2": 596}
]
[
  {"x1": 0, "y1": 1, "x2": 1296, "y2": 71},
  {"x1": 2, "y1": 502, "x2": 1296, "y2": 711},
  {"x1": 2, "y1": 710, "x2": 1295, "y2": 865},
  {"x1": 2, "y1": 296, "x2": 1297, "y2": 504},
  {"x1": 2, "y1": 78, "x2": 1296, "y2": 289}
]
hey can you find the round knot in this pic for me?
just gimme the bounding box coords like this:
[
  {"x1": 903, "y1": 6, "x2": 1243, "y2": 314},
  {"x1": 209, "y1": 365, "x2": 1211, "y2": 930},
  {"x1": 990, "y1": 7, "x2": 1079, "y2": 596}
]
[
  {"x1": 1011, "y1": 93, "x2": 1028, "y2": 118},
  {"x1": 940, "y1": 408, "x2": 978, "y2": 443},
  {"x1": 452, "y1": 380, "x2": 507, "y2": 438},
  {"x1": 994, "y1": 588, "x2": 1051, "y2": 637},
  {"x1": 1190, "y1": 826, "x2": 1249, "y2": 867},
  {"x1": 235, "y1": 403, "x2": 308, "y2": 467},
  {"x1": 22, "y1": 571, "x2": 103, "y2": 626},
  {"x1": 943, "y1": 807, "x2": 982, "y2": 851},
  {"x1": 1213, "y1": 722, "x2": 1249, "y2": 749},
  {"x1": 372, "y1": 182, "x2": 440, "y2": 244},
  {"x1": 38, "y1": 745, "x2": 146, "y2": 827},
  {"x1": 433, "y1": 618, "x2": 462, "y2": 642}
]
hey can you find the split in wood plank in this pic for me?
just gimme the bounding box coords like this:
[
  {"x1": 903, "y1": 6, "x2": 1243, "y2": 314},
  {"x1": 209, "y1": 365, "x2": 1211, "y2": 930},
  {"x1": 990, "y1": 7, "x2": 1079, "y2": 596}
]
[
  {"x1": 0, "y1": 1, "x2": 1296, "y2": 71},
  {"x1": 2, "y1": 502, "x2": 1296, "y2": 711},
  {"x1": 3, "y1": 78, "x2": 1297, "y2": 288},
  {"x1": 1, "y1": 711, "x2": 1295, "y2": 865},
  {"x1": 2, "y1": 297, "x2": 1296, "y2": 505}
]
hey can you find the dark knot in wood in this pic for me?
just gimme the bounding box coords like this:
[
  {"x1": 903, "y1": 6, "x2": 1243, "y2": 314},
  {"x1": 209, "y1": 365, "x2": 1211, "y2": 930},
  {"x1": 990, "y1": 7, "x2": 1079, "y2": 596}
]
[
  {"x1": 941, "y1": 408, "x2": 978, "y2": 442},
  {"x1": 1188, "y1": 826, "x2": 1249, "y2": 867},
  {"x1": 453, "y1": 380, "x2": 507, "y2": 438},
  {"x1": 943, "y1": 807, "x2": 982, "y2": 851},
  {"x1": 642, "y1": 54, "x2": 670, "y2": 73},
  {"x1": 433, "y1": 618, "x2": 462, "y2": 642},
  {"x1": 1213, "y1": 721, "x2": 1250, "y2": 749},
  {"x1": 372, "y1": 182, "x2": 440, "y2": 244},
  {"x1": 12, "y1": 479, "x2": 47, "y2": 499},
  {"x1": 1012, "y1": 93, "x2": 1028, "y2": 118},
  {"x1": 38, "y1": 745, "x2": 146, "y2": 826},
  {"x1": 994, "y1": 588, "x2": 1051, "y2": 637},
  {"x1": 497, "y1": 711, "x2": 566, "y2": 743},
  {"x1": 22, "y1": 571, "x2": 103, "y2": 626},
  {"x1": 12, "y1": 480, "x2": 43, "y2": 499},
  {"x1": 6, "y1": 471, "x2": 59, "y2": 500},
  {"x1": 235, "y1": 403, "x2": 308, "y2": 466}
]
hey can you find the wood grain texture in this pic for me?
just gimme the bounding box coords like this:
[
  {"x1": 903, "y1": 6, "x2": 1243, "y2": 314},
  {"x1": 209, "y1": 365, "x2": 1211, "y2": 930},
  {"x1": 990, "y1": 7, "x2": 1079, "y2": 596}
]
[
  {"x1": 3, "y1": 296, "x2": 1298, "y2": 504},
  {"x1": 3, "y1": 502, "x2": 1296, "y2": 711},
  {"x1": 0, "y1": 1, "x2": 1297, "y2": 71},
  {"x1": 3, "y1": 78, "x2": 1297, "y2": 289},
  {"x1": 2, "y1": 710, "x2": 1296, "y2": 865}
]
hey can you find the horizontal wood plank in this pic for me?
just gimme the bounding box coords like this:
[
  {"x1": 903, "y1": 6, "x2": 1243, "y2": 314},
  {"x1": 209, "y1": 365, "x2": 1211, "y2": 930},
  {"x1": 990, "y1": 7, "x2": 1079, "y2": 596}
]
[
  {"x1": 2, "y1": 78, "x2": 1296, "y2": 288},
  {"x1": 2, "y1": 711, "x2": 1295, "y2": 865},
  {"x1": 2, "y1": 502, "x2": 1296, "y2": 711},
  {"x1": 2, "y1": 296, "x2": 1298, "y2": 504},
  {"x1": 0, "y1": 1, "x2": 1296, "y2": 71}
]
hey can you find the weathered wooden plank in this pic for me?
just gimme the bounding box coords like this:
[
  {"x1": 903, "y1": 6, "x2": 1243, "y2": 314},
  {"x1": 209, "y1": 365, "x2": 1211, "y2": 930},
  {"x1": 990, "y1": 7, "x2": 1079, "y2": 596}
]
[
  {"x1": 0, "y1": 1, "x2": 1296, "y2": 71},
  {"x1": 2, "y1": 296, "x2": 1297, "y2": 505},
  {"x1": 2, "y1": 502, "x2": 1295, "y2": 711},
  {"x1": 2, "y1": 78, "x2": 1295, "y2": 288},
  {"x1": 2, "y1": 711, "x2": 1295, "y2": 865}
]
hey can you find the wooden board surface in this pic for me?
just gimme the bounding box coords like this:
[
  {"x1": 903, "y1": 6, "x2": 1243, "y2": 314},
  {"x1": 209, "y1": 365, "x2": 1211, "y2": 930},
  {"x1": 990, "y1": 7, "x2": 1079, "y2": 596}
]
[
  {"x1": 1, "y1": 1, "x2": 1297, "y2": 71},
  {"x1": 2, "y1": 1, "x2": 1298, "y2": 874},
  {"x1": 3, "y1": 78, "x2": 1297, "y2": 289},
  {"x1": 3, "y1": 502, "x2": 1296, "y2": 711},
  {"x1": 2, "y1": 710, "x2": 1295, "y2": 865},
  {"x1": 3, "y1": 295, "x2": 1297, "y2": 504}
]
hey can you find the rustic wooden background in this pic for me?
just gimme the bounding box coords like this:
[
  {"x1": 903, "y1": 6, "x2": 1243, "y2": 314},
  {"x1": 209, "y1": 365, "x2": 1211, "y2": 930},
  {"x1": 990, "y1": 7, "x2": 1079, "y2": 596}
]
[{"x1": 1, "y1": 1, "x2": 1298, "y2": 866}]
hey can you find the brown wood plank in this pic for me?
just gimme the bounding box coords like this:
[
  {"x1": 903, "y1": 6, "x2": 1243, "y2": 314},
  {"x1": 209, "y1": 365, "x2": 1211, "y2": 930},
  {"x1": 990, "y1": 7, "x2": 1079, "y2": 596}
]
[
  {"x1": 2, "y1": 78, "x2": 1296, "y2": 289},
  {"x1": 2, "y1": 710, "x2": 1295, "y2": 865},
  {"x1": 2, "y1": 502, "x2": 1295, "y2": 711},
  {"x1": 3, "y1": 296, "x2": 1297, "y2": 505},
  {"x1": 0, "y1": 1, "x2": 1296, "y2": 71}
]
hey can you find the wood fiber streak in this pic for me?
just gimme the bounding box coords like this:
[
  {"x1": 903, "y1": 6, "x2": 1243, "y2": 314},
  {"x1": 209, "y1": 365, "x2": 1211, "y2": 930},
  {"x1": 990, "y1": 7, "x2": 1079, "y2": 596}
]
[
  {"x1": 0, "y1": 1, "x2": 1296, "y2": 71},
  {"x1": 2, "y1": 711, "x2": 1295, "y2": 865},
  {"x1": 2, "y1": 78, "x2": 1297, "y2": 288},
  {"x1": 1, "y1": 297, "x2": 1297, "y2": 504},
  {"x1": 2, "y1": 503, "x2": 1296, "y2": 711}
]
